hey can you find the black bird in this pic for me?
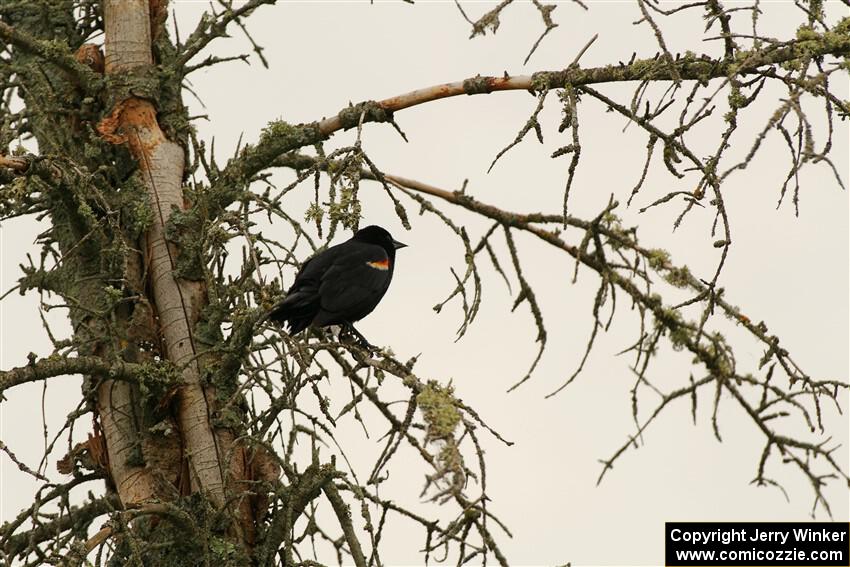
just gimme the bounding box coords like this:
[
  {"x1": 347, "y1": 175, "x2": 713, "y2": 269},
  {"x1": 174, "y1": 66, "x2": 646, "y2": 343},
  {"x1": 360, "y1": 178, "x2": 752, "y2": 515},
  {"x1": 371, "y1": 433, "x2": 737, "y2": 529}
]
[{"x1": 269, "y1": 225, "x2": 406, "y2": 346}]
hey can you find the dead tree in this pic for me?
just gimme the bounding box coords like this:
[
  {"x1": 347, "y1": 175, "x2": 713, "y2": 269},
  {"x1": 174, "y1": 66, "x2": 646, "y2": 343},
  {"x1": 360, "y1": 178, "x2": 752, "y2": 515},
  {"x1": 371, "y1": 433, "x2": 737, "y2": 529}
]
[{"x1": 1, "y1": 1, "x2": 847, "y2": 565}]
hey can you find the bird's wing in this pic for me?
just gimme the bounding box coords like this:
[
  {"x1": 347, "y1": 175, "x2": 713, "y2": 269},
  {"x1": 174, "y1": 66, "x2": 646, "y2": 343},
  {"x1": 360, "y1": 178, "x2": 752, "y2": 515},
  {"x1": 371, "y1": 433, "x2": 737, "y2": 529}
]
[
  {"x1": 317, "y1": 244, "x2": 392, "y2": 317},
  {"x1": 286, "y1": 245, "x2": 341, "y2": 293},
  {"x1": 269, "y1": 244, "x2": 343, "y2": 324}
]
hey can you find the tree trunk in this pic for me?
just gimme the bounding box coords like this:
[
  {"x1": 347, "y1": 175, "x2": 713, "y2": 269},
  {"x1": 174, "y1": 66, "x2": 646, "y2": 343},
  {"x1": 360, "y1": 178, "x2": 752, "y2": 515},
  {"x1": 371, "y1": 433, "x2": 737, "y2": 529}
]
[{"x1": 97, "y1": 0, "x2": 249, "y2": 539}]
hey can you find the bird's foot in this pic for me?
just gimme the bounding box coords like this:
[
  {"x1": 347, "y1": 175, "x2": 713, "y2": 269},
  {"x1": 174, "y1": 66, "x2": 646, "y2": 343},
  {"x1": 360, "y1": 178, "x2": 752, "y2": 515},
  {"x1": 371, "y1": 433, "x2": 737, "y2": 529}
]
[{"x1": 340, "y1": 323, "x2": 375, "y2": 351}]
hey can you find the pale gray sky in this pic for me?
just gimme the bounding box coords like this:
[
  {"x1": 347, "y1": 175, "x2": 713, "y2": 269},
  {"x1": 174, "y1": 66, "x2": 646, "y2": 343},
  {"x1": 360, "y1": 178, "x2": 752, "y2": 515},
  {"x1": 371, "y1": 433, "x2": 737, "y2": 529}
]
[{"x1": 1, "y1": 1, "x2": 848, "y2": 565}]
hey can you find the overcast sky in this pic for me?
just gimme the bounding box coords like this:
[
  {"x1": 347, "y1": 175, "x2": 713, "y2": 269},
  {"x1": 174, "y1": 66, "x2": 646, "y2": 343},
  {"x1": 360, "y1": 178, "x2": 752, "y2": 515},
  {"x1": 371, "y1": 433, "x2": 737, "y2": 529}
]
[{"x1": 1, "y1": 1, "x2": 848, "y2": 566}]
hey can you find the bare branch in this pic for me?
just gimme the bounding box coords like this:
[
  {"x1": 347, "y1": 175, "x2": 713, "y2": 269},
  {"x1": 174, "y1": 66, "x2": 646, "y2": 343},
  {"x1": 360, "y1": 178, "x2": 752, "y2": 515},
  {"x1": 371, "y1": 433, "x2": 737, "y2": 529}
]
[
  {"x1": 0, "y1": 355, "x2": 143, "y2": 394},
  {"x1": 214, "y1": 25, "x2": 850, "y2": 213}
]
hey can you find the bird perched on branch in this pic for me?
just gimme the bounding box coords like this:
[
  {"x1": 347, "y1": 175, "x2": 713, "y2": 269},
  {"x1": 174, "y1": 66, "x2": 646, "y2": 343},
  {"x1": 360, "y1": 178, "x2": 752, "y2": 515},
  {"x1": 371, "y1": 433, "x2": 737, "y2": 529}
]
[{"x1": 269, "y1": 225, "x2": 407, "y2": 347}]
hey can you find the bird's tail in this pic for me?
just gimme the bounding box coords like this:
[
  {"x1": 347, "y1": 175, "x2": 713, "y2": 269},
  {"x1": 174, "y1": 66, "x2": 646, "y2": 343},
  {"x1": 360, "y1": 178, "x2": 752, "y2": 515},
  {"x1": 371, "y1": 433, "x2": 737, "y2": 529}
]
[{"x1": 268, "y1": 292, "x2": 316, "y2": 335}]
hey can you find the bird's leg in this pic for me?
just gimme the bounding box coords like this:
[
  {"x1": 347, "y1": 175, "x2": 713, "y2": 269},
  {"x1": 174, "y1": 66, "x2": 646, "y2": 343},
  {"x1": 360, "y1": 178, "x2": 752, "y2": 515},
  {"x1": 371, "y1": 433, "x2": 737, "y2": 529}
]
[{"x1": 341, "y1": 322, "x2": 375, "y2": 350}]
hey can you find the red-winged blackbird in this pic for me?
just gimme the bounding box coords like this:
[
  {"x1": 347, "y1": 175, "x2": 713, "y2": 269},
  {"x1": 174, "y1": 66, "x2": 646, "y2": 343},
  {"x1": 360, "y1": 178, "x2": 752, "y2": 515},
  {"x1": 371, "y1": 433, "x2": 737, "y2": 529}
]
[{"x1": 269, "y1": 225, "x2": 406, "y2": 345}]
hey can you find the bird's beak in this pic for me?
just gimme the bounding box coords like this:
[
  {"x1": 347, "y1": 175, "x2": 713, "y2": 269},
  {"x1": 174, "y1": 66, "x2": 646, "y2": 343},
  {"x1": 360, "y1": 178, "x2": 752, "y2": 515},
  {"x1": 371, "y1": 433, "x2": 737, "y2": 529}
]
[{"x1": 392, "y1": 239, "x2": 407, "y2": 250}]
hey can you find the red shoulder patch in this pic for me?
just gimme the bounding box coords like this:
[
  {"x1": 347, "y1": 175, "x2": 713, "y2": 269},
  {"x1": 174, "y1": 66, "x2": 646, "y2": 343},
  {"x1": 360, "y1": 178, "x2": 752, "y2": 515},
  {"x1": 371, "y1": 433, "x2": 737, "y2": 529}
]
[{"x1": 366, "y1": 259, "x2": 390, "y2": 271}]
